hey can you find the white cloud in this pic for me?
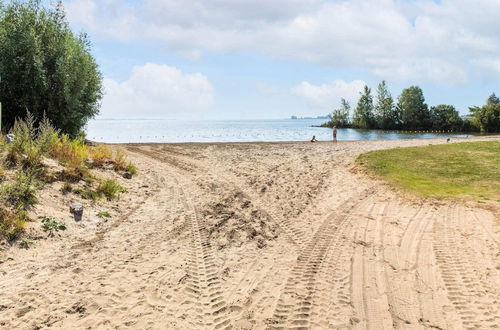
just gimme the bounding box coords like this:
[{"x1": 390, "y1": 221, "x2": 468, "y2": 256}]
[
  {"x1": 101, "y1": 63, "x2": 214, "y2": 118},
  {"x1": 65, "y1": 0, "x2": 500, "y2": 86},
  {"x1": 292, "y1": 80, "x2": 366, "y2": 109}
]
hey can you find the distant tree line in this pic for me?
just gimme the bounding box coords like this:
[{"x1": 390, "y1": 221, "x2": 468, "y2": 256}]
[{"x1": 322, "y1": 81, "x2": 500, "y2": 133}]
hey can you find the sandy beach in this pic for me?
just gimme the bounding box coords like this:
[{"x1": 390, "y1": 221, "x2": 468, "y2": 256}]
[{"x1": 0, "y1": 136, "x2": 499, "y2": 329}]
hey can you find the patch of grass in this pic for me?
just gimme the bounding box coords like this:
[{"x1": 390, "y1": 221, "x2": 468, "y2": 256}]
[
  {"x1": 73, "y1": 187, "x2": 99, "y2": 201},
  {"x1": 357, "y1": 141, "x2": 500, "y2": 202},
  {"x1": 0, "y1": 208, "x2": 27, "y2": 241},
  {"x1": 51, "y1": 134, "x2": 89, "y2": 180},
  {"x1": 61, "y1": 181, "x2": 73, "y2": 193},
  {"x1": 126, "y1": 162, "x2": 138, "y2": 176},
  {"x1": 41, "y1": 217, "x2": 67, "y2": 232},
  {"x1": 97, "y1": 179, "x2": 127, "y2": 200},
  {"x1": 97, "y1": 211, "x2": 111, "y2": 218}
]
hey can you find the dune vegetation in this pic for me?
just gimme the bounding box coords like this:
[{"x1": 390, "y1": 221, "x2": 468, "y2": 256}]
[
  {"x1": 357, "y1": 141, "x2": 500, "y2": 202},
  {"x1": 0, "y1": 115, "x2": 136, "y2": 242}
]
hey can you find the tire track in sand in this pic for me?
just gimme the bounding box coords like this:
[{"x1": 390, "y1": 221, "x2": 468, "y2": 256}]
[
  {"x1": 127, "y1": 145, "x2": 308, "y2": 248},
  {"x1": 433, "y1": 204, "x2": 500, "y2": 329},
  {"x1": 177, "y1": 181, "x2": 232, "y2": 330},
  {"x1": 266, "y1": 188, "x2": 374, "y2": 329}
]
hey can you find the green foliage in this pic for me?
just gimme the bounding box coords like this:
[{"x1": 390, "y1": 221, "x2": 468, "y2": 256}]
[
  {"x1": 328, "y1": 98, "x2": 351, "y2": 127},
  {"x1": 97, "y1": 211, "x2": 111, "y2": 218},
  {"x1": 396, "y1": 86, "x2": 430, "y2": 130},
  {"x1": 0, "y1": 0, "x2": 103, "y2": 136},
  {"x1": 352, "y1": 85, "x2": 375, "y2": 129},
  {"x1": 468, "y1": 103, "x2": 500, "y2": 133},
  {"x1": 357, "y1": 141, "x2": 500, "y2": 202},
  {"x1": 97, "y1": 179, "x2": 127, "y2": 200},
  {"x1": 486, "y1": 93, "x2": 500, "y2": 105},
  {"x1": 41, "y1": 217, "x2": 66, "y2": 232},
  {"x1": 1, "y1": 169, "x2": 39, "y2": 210},
  {"x1": 374, "y1": 81, "x2": 398, "y2": 129},
  {"x1": 430, "y1": 105, "x2": 463, "y2": 131}
]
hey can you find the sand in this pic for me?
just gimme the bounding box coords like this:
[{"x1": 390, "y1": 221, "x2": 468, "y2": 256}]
[{"x1": 0, "y1": 136, "x2": 499, "y2": 329}]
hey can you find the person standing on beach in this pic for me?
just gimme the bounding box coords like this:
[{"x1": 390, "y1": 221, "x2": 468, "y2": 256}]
[{"x1": 332, "y1": 126, "x2": 337, "y2": 143}]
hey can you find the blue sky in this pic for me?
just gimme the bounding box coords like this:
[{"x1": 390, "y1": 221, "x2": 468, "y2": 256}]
[{"x1": 60, "y1": 0, "x2": 500, "y2": 119}]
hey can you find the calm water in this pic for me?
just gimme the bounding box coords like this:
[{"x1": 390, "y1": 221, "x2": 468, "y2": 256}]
[{"x1": 86, "y1": 119, "x2": 467, "y2": 143}]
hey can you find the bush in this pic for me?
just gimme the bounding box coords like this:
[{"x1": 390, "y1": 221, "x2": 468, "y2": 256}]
[
  {"x1": 1, "y1": 169, "x2": 39, "y2": 210},
  {"x1": 73, "y1": 187, "x2": 99, "y2": 201},
  {"x1": 97, "y1": 179, "x2": 127, "y2": 200}
]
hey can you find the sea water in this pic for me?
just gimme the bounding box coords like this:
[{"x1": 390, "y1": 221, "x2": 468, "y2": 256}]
[{"x1": 86, "y1": 118, "x2": 467, "y2": 143}]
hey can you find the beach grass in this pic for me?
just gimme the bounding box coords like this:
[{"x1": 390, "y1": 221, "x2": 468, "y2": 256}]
[{"x1": 357, "y1": 141, "x2": 500, "y2": 202}]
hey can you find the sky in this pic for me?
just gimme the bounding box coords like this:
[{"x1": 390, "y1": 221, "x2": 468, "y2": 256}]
[{"x1": 58, "y1": 0, "x2": 500, "y2": 120}]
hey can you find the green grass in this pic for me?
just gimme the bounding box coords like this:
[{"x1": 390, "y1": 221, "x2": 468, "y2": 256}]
[
  {"x1": 356, "y1": 141, "x2": 500, "y2": 202},
  {"x1": 97, "y1": 211, "x2": 111, "y2": 218},
  {"x1": 97, "y1": 179, "x2": 127, "y2": 200}
]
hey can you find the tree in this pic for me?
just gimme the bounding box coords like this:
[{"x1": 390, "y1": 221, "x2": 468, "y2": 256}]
[
  {"x1": 328, "y1": 98, "x2": 351, "y2": 127},
  {"x1": 352, "y1": 85, "x2": 374, "y2": 129},
  {"x1": 468, "y1": 104, "x2": 500, "y2": 133},
  {"x1": 396, "y1": 86, "x2": 430, "y2": 130},
  {"x1": 430, "y1": 104, "x2": 463, "y2": 131},
  {"x1": 374, "y1": 80, "x2": 397, "y2": 129},
  {"x1": 0, "y1": 0, "x2": 102, "y2": 136},
  {"x1": 486, "y1": 93, "x2": 500, "y2": 105}
]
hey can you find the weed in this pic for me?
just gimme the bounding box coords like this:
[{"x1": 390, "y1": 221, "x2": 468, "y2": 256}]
[
  {"x1": 97, "y1": 211, "x2": 111, "y2": 218},
  {"x1": 41, "y1": 217, "x2": 66, "y2": 232},
  {"x1": 97, "y1": 179, "x2": 127, "y2": 200}
]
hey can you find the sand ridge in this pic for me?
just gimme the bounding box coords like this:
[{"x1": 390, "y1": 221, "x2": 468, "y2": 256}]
[{"x1": 0, "y1": 136, "x2": 499, "y2": 329}]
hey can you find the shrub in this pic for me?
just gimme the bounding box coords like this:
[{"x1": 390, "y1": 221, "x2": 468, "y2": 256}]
[
  {"x1": 97, "y1": 179, "x2": 127, "y2": 200},
  {"x1": 89, "y1": 145, "x2": 112, "y2": 167},
  {"x1": 0, "y1": 208, "x2": 26, "y2": 241},
  {"x1": 1, "y1": 169, "x2": 39, "y2": 210}
]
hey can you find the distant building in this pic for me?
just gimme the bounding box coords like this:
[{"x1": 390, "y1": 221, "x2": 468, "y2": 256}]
[{"x1": 291, "y1": 116, "x2": 298, "y2": 119}]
